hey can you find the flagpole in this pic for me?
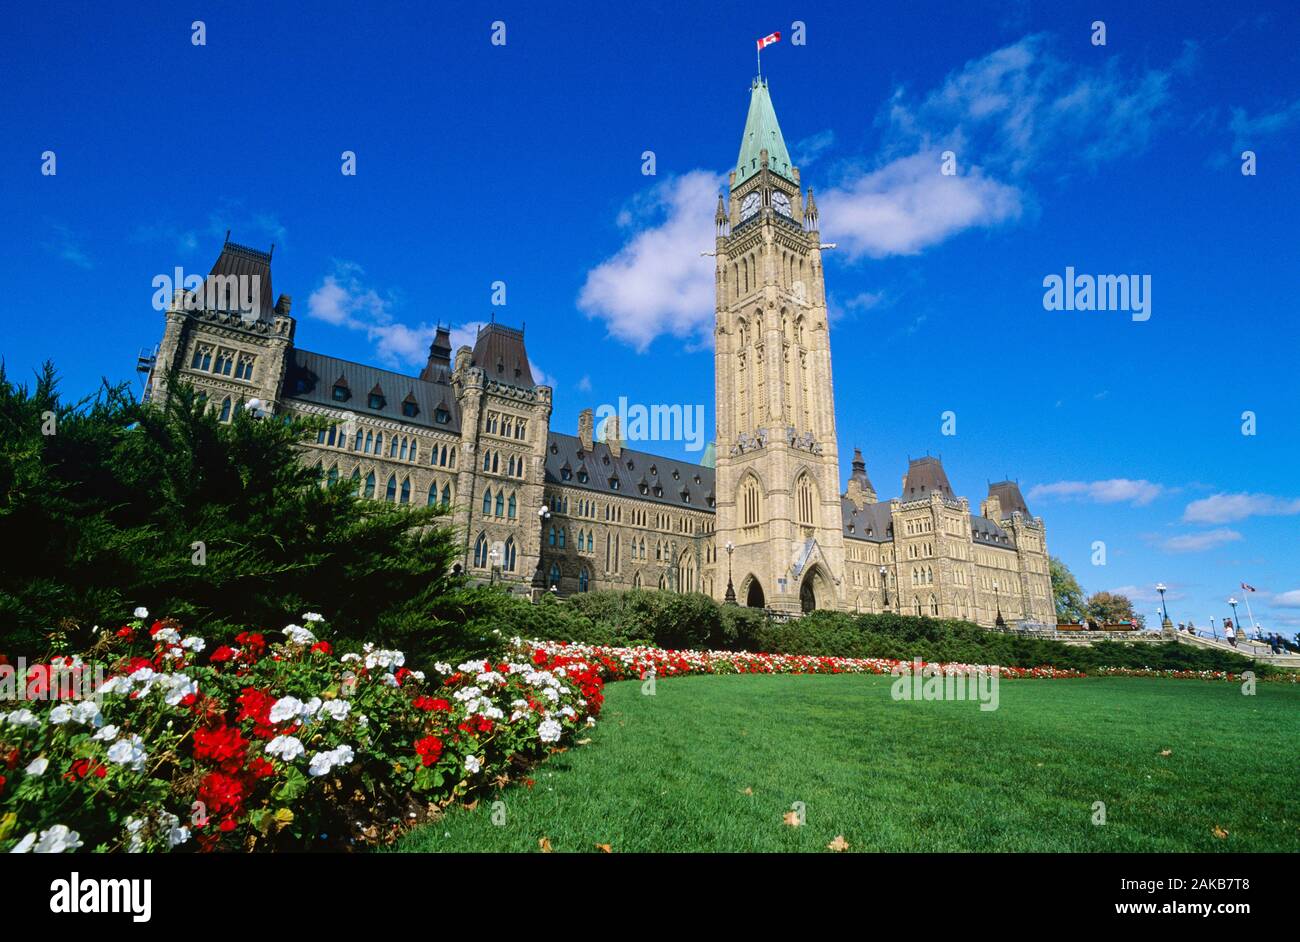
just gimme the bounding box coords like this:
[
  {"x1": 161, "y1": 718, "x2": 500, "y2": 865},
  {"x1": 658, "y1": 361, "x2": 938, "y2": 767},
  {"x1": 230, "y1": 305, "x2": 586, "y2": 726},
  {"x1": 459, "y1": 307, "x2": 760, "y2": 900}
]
[
  {"x1": 757, "y1": 42, "x2": 761, "y2": 79},
  {"x1": 1242, "y1": 590, "x2": 1258, "y2": 633}
]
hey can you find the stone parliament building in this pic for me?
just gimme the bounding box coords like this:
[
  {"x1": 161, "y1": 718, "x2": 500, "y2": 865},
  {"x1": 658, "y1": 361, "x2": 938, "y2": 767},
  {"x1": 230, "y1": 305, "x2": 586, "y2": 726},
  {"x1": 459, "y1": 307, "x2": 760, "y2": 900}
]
[{"x1": 147, "y1": 78, "x2": 1054, "y2": 627}]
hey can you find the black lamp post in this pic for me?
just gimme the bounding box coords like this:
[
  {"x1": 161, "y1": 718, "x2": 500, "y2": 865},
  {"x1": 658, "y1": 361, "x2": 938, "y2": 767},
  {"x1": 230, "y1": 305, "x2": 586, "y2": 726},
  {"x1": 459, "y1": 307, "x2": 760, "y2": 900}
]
[
  {"x1": 879, "y1": 565, "x2": 889, "y2": 610},
  {"x1": 724, "y1": 540, "x2": 737, "y2": 605},
  {"x1": 1156, "y1": 582, "x2": 1172, "y2": 630},
  {"x1": 489, "y1": 546, "x2": 500, "y2": 586},
  {"x1": 993, "y1": 580, "x2": 1005, "y2": 629}
]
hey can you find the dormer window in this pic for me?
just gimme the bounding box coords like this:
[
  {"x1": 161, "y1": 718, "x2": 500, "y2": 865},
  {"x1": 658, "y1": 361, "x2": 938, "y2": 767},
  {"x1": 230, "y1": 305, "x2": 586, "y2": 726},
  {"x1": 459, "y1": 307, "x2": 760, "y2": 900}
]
[
  {"x1": 639, "y1": 483, "x2": 649, "y2": 496},
  {"x1": 672, "y1": 470, "x2": 680, "y2": 481},
  {"x1": 402, "y1": 401, "x2": 418, "y2": 418},
  {"x1": 577, "y1": 470, "x2": 589, "y2": 484},
  {"x1": 332, "y1": 385, "x2": 349, "y2": 402},
  {"x1": 435, "y1": 407, "x2": 450, "y2": 424},
  {"x1": 368, "y1": 394, "x2": 383, "y2": 409},
  {"x1": 561, "y1": 468, "x2": 572, "y2": 481},
  {"x1": 609, "y1": 478, "x2": 620, "y2": 490}
]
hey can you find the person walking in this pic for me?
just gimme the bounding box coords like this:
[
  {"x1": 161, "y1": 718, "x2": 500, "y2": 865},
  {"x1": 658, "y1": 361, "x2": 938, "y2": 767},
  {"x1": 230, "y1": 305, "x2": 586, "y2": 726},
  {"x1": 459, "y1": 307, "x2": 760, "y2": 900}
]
[{"x1": 1225, "y1": 620, "x2": 1236, "y2": 647}]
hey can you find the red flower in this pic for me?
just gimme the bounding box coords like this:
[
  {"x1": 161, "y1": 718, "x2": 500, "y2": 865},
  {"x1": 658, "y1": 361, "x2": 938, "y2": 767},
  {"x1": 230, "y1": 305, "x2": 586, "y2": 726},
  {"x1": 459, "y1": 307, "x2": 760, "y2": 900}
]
[
  {"x1": 235, "y1": 687, "x2": 278, "y2": 738},
  {"x1": 310, "y1": 641, "x2": 333, "y2": 655},
  {"x1": 115, "y1": 626, "x2": 135, "y2": 640},
  {"x1": 209, "y1": 645, "x2": 237, "y2": 664},
  {"x1": 192, "y1": 723, "x2": 250, "y2": 773},
  {"x1": 64, "y1": 758, "x2": 107, "y2": 781},
  {"x1": 233, "y1": 631, "x2": 267, "y2": 661},
  {"x1": 247, "y1": 756, "x2": 276, "y2": 780},
  {"x1": 394, "y1": 667, "x2": 413, "y2": 686},
  {"x1": 412, "y1": 696, "x2": 451, "y2": 712},
  {"x1": 197, "y1": 770, "x2": 247, "y2": 824},
  {"x1": 414, "y1": 736, "x2": 443, "y2": 766},
  {"x1": 0, "y1": 773, "x2": 6, "y2": 794}
]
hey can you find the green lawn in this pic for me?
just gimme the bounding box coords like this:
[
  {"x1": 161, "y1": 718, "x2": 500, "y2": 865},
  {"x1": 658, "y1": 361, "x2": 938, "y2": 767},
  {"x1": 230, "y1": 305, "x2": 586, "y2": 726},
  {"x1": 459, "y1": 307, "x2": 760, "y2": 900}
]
[{"x1": 396, "y1": 674, "x2": 1300, "y2": 853}]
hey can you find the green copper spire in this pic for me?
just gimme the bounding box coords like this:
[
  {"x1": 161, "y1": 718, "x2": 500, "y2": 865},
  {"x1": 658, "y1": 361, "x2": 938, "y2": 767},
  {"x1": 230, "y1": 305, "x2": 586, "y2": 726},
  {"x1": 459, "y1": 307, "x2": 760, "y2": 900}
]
[{"x1": 734, "y1": 78, "x2": 795, "y2": 189}]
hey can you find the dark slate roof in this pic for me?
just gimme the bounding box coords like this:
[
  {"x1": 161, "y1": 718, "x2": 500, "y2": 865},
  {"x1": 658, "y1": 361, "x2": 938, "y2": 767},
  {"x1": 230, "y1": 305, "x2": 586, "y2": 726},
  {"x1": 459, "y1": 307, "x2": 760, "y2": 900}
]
[
  {"x1": 988, "y1": 480, "x2": 1031, "y2": 518},
  {"x1": 841, "y1": 498, "x2": 894, "y2": 542},
  {"x1": 971, "y1": 514, "x2": 1015, "y2": 548},
  {"x1": 545, "y1": 432, "x2": 715, "y2": 510},
  {"x1": 471, "y1": 323, "x2": 535, "y2": 387},
  {"x1": 280, "y1": 348, "x2": 461, "y2": 433},
  {"x1": 203, "y1": 238, "x2": 275, "y2": 320},
  {"x1": 902, "y1": 456, "x2": 954, "y2": 500}
]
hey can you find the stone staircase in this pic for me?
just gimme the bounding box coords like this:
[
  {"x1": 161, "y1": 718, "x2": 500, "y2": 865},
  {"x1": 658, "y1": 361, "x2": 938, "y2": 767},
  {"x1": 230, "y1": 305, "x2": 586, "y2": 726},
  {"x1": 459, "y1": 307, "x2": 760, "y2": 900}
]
[{"x1": 1169, "y1": 630, "x2": 1300, "y2": 668}]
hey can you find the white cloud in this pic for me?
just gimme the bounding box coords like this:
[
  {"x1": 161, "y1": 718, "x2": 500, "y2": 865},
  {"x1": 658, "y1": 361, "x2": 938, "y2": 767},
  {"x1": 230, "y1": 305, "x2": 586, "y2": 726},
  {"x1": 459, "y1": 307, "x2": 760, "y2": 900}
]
[
  {"x1": 1182, "y1": 492, "x2": 1300, "y2": 525},
  {"x1": 1230, "y1": 97, "x2": 1300, "y2": 152},
  {"x1": 1027, "y1": 478, "x2": 1163, "y2": 507},
  {"x1": 576, "y1": 375, "x2": 592, "y2": 392},
  {"x1": 793, "y1": 129, "x2": 835, "y2": 166},
  {"x1": 307, "y1": 268, "x2": 554, "y2": 384},
  {"x1": 43, "y1": 223, "x2": 93, "y2": 270},
  {"x1": 577, "y1": 170, "x2": 723, "y2": 351},
  {"x1": 823, "y1": 152, "x2": 1022, "y2": 258},
  {"x1": 1272, "y1": 590, "x2": 1300, "y2": 609},
  {"x1": 1160, "y1": 529, "x2": 1242, "y2": 553},
  {"x1": 821, "y1": 35, "x2": 1179, "y2": 260},
  {"x1": 1108, "y1": 584, "x2": 1182, "y2": 604}
]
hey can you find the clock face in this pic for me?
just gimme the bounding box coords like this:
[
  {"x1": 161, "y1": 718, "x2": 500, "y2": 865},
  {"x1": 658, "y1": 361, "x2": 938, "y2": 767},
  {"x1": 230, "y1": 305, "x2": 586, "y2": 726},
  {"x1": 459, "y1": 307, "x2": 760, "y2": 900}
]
[
  {"x1": 741, "y1": 192, "x2": 761, "y2": 220},
  {"x1": 773, "y1": 190, "x2": 792, "y2": 217}
]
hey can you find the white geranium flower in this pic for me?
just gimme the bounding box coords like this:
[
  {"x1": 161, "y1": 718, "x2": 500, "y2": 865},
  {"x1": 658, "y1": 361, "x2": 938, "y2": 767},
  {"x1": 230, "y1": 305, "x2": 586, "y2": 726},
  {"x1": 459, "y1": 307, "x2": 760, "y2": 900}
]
[
  {"x1": 299, "y1": 697, "x2": 323, "y2": 719},
  {"x1": 4, "y1": 709, "x2": 40, "y2": 728},
  {"x1": 25, "y1": 757, "x2": 49, "y2": 776},
  {"x1": 322, "y1": 700, "x2": 351, "y2": 722},
  {"x1": 302, "y1": 612, "x2": 324, "y2": 623},
  {"x1": 340, "y1": 653, "x2": 361, "y2": 664},
  {"x1": 265, "y1": 735, "x2": 305, "y2": 761},
  {"x1": 356, "y1": 714, "x2": 369, "y2": 728},
  {"x1": 48, "y1": 705, "x2": 74, "y2": 725},
  {"x1": 181, "y1": 636, "x2": 206, "y2": 652},
  {"x1": 269, "y1": 696, "x2": 304, "y2": 724},
  {"x1": 34, "y1": 825, "x2": 84, "y2": 854},
  {"x1": 159, "y1": 673, "x2": 198, "y2": 706},
  {"x1": 93, "y1": 724, "x2": 119, "y2": 741},
  {"x1": 152, "y1": 627, "x2": 181, "y2": 645},
  {"x1": 586, "y1": 717, "x2": 597, "y2": 727},
  {"x1": 72, "y1": 701, "x2": 102, "y2": 727},
  {"x1": 434, "y1": 662, "x2": 452, "y2": 674},
  {"x1": 538, "y1": 719, "x2": 563, "y2": 743},
  {"x1": 133, "y1": 607, "x2": 149, "y2": 619},
  {"x1": 330, "y1": 744, "x2": 354, "y2": 766},
  {"x1": 9, "y1": 832, "x2": 37, "y2": 853},
  {"x1": 124, "y1": 817, "x2": 145, "y2": 853},
  {"x1": 464, "y1": 755, "x2": 482, "y2": 774},
  {"x1": 168, "y1": 825, "x2": 190, "y2": 847},
  {"x1": 106, "y1": 735, "x2": 147, "y2": 771},
  {"x1": 283, "y1": 624, "x2": 316, "y2": 645}
]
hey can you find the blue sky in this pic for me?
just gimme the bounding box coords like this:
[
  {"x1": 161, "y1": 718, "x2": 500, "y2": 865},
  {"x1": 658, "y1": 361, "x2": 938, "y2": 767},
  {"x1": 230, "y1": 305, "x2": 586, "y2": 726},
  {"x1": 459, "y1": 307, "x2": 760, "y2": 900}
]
[{"x1": 3, "y1": 1, "x2": 1298, "y2": 632}]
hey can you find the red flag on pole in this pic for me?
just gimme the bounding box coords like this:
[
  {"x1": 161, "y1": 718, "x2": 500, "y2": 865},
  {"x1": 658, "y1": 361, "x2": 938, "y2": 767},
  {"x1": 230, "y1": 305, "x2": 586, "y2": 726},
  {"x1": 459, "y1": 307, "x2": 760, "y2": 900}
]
[
  {"x1": 1241, "y1": 582, "x2": 1257, "y2": 592},
  {"x1": 756, "y1": 31, "x2": 781, "y2": 51}
]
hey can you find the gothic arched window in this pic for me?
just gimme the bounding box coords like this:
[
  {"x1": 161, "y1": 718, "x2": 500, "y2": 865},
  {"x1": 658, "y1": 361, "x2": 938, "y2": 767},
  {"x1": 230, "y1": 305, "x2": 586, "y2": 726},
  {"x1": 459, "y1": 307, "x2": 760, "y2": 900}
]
[
  {"x1": 578, "y1": 567, "x2": 590, "y2": 592},
  {"x1": 740, "y1": 475, "x2": 762, "y2": 528},
  {"x1": 473, "y1": 533, "x2": 488, "y2": 568},
  {"x1": 796, "y1": 474, "x2": 815, "y2": 528},
  {"x1": 385, "y1": 474, "x2": 397, "y2": 502},
  {"x1": 548, "y1": 563, "x2": 561, "y2": 589},
  {"x1": 507, "y1": 492, "x2": 517, "y2": 519},
  {"x1": 482, "y1": 488, "x2": 492, "y2": 516},
  {"x1": 364, "y1": 471, "x2": 376, "y2": 499},
  {"x1": 503, "y1": 537, "x2": 516, "y2": 572},
  {"x1": 399, "y1": 477, "x2": 410, "y2": 504}
]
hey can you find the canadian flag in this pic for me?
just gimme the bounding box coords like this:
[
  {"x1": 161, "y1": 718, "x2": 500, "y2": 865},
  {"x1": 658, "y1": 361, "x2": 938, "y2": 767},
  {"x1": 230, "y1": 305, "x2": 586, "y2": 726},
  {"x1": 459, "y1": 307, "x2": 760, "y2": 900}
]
[
  {"x1": 757, "y1": 31, "x2": 781, "y2": 51},
  {"x1": 1241, "y1": 582, "x2": 1257, "y2": 592}
]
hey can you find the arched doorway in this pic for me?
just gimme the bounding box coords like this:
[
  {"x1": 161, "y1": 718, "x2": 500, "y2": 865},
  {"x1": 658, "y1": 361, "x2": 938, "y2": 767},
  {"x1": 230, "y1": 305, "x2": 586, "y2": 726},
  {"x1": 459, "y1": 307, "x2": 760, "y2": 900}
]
[
  {"x1": 800, "y1": 565, "x2": 831, "y2": 613},
  {"x1": 800, "y1": 574, "x2": 816, "y2": 613},
  {"x1": 745, "y1": 577, "x2": 765, "y2": 609}
]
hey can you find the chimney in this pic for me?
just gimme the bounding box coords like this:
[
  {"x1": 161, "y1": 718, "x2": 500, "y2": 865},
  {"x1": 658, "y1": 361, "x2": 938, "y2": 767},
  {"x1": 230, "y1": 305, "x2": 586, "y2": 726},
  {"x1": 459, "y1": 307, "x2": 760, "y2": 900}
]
[
  {"x1": 606, "y1": 415, "x2": 622, "y2": 459},
  {"x1": 578, "y1": 408, "x2": 594, "y2": 451}
]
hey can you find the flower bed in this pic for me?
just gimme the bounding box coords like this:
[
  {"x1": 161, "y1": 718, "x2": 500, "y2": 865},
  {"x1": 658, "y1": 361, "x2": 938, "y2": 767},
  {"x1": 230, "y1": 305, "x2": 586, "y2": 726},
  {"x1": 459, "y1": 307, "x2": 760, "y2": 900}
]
[
  {"x1": 516, "y1": 640, "x2": 1086, "y2": 680},
  {"x1": 0, "y1": 612, "x2": 602, "y2": 853}
]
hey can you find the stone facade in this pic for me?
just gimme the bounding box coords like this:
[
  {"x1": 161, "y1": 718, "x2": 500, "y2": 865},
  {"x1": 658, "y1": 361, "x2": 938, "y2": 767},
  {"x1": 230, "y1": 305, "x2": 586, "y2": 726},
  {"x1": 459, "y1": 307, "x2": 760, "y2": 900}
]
[{"x1": 146, "y1": 78, "x2": 1054, "y2": 628}]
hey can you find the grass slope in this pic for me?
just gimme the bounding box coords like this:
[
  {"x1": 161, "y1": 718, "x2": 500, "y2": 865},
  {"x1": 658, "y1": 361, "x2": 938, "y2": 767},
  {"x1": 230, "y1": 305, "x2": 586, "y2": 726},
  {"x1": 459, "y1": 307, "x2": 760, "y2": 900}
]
[{"x1": 397, "y1": 674, "x2": 1300, "y2": 853}]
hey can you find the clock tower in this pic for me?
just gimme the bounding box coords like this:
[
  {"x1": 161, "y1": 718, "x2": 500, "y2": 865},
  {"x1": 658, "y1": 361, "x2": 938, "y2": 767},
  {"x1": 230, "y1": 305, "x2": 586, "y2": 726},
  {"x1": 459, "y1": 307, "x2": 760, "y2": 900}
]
[{"x1": 713, "y1": 77, "x2": 846, "y2": 614}]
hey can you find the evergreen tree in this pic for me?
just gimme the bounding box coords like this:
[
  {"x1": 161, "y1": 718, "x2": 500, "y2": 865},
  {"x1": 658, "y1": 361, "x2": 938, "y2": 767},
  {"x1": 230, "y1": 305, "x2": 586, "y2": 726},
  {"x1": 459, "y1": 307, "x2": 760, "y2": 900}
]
[{"x1": 0, "y1": 364, "x2": 469, "y2": 660}]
